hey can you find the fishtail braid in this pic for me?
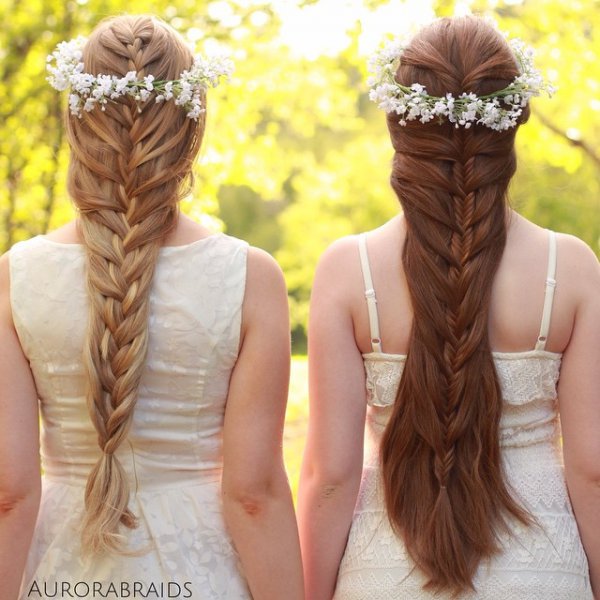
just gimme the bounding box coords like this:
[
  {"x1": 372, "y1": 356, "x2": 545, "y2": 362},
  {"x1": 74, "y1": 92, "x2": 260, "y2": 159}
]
[
  {"x1": 65, "y1": 16, "x2": 204, "y2": 554},
  {"x1": 380, "y1": 17, "x2": 532, "y2": 595}
]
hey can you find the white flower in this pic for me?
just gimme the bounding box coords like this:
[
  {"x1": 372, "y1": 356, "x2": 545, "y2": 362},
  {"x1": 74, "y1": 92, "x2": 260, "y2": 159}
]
[
  {"x1": 164, "y1": 81, "x2": 174, "y2": 101},
  {"x1": 114, "y1": 71, "x2": 137, "y2": 94},
  {"x1": 419, "y1": 108, "x2": 434, "y2": 123},
  {"x1": 366, "y1": 29, "x2": 554, "y2": 131},
  {"x1": 47, "y1": 36, "x2": 234, "y2": 120},
  {"x1": 407, "y1": 105, "x2": 421, "y2": 120},
  {"x1": 186, "y1": 96, "x2": 206, "y2": 121},
  {"x1": 46, "y1": 36, "x2": 86, "y2": 91},
  {"x1": 175, "y1": 80, "x2": 193, "y2": 106},
  {"x1": 83, "y1": 98, "x2": 96, "y2": 112},
  {"x1": 68, "y1": 93, "x2": 82, "y2": 117},
  {"x1": 432, "y1": 100, "x2": 448, "y2": 116},
  {"x1": 143, "y1": 74, "x2": 155, "y2": 90},
  {"x1": 71, "y1": 72, "x2": 95, "y2": 94}
]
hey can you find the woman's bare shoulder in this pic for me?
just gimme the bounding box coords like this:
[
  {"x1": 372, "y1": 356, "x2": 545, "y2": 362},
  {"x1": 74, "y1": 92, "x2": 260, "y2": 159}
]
[
  {"x1": 246, "y1": 245, "x2": 286, "y2": 287},
  {"x1": 316, "y1": 235, "x2": 360, "y2": 272},
  {"x1": 243, "y1": 246, "x2": 288, "y2": 316},
  {"x1": 317, "y1": 216, "x2": 403, "y2": 273},
  {"x1": 556, "y1": 231, "x2": 600, "y2": 269},
  {"x1": 508, "y1": 212, "x2": 599, "y2": 274},
  {"x1": 42, "y1": 220, "x2": 80, "y2": 243},
  {"x1": 557, "y1": 233, "x2": 600, "y2": 305},
  {"x1": 516, "y1": 211, "x2": 600, "y2": 297}
]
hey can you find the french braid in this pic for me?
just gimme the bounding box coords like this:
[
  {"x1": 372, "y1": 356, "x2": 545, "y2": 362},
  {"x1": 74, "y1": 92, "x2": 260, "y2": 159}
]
[
  {"x1": 65, "y1": 15, "x2": 204, "y2": 554},
  {"x1": 380, "y1": 17, "x2": 532, "y2": 594}
]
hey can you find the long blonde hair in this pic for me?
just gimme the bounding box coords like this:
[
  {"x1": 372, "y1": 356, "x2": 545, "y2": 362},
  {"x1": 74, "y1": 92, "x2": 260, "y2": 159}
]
[{"x1": 65, "y1": 15, "x2": 204, "y2": 554}]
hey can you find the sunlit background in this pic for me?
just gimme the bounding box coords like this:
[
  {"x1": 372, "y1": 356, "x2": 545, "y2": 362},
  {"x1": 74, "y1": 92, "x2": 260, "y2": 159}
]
[{"x1": 2, "y1": 0, "x2": 598, "y2": 496}]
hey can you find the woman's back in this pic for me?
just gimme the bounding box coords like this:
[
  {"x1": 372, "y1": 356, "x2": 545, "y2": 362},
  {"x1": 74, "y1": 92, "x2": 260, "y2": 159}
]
[
  {"x1": 11, "y1": 231, "x2": 253, "y2": 597},
  {"x1": 349, "y1": 213, "x2": 577, "y2": 357},
  {"x1": 327, "y1": 213, "x2": 593, "y2": 598}
]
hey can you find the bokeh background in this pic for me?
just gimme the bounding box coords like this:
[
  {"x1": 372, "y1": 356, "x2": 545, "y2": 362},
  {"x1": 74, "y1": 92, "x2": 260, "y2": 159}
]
[{"x1": 2, "y1": 0, "x2": 598, "y2": 496}]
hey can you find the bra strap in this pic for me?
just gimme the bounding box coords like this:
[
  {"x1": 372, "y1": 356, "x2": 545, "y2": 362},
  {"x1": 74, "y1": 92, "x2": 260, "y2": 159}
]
[
  {"x1": 358, "y1": 234, "x2": 382, "y2": 353},
  {"x1": 535, "y1": 230, "x2": 557, "y2": 351}
]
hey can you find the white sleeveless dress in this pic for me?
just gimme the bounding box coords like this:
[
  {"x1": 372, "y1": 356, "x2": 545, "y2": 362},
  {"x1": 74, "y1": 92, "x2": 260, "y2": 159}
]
[
  {"x1": 10, "y1": 234, "x2": 253, "y2": 599},
  {"x1": 333, "y1": 232, "x2": 593, "y2": 600}
]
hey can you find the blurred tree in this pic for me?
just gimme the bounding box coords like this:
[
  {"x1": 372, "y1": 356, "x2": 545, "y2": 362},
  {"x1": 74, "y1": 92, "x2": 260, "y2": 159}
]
[{"x1": 0, "y1": 0, "x2": 598, "y2": 350}]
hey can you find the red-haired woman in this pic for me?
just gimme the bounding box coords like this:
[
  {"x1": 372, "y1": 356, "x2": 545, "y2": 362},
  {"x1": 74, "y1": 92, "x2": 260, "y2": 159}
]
[{"x1": 299, "y1": 15, "x2": 599, "y2": 600}]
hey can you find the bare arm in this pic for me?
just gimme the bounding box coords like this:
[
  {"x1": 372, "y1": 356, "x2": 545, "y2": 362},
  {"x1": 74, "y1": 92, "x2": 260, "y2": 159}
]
[
  {"x1": 298, "y1": 238, "x2": 367, "y2": 600},
  {"x1": 557, "y1": 238, "x2": 600, "y2": 597},
  {"x1": 221, "y1": 247, "x2": 303, "y2": 600},
  {"x1": 0, "y1": 252, "x2": 41, "y2": 600}
]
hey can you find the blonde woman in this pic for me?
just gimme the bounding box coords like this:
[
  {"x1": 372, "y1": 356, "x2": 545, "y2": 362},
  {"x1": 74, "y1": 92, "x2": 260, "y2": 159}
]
[{"x1": 0, "y1": 15, "x2": 303, "y2": 600}]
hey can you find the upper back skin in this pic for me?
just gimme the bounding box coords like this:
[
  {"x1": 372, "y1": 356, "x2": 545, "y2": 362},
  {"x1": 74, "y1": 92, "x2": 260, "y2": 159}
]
[
  {"x1": 343, "y1": 210, "x2": 596, "y2": 357},
  {"x1": 42, "y1": 214, "x2": 215, "y2": 248}
]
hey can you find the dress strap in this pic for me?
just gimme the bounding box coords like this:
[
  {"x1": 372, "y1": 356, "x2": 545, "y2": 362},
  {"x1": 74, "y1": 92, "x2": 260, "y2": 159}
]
[
  {"x1": 535, "y1": 230, "x2": 557, "y2": 351},
  {"x1": 358, "y1": 234, "x2": 382, "y2": 353}
]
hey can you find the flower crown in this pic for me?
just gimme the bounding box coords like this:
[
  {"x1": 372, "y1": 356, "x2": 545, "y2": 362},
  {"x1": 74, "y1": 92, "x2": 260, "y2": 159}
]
[
  {"x1": 47, "y1": 36, "x2": 234, "y2": 120},
  {"x1": 367, "y1": 36, "x2": 555, "y2": 131}
]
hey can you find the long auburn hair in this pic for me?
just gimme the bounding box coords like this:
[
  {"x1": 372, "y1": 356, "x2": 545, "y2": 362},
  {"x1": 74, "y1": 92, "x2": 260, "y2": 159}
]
[
  {"x1": 379, "y1": 16, "x2": 532, "y2": 595},
  {"x1": 65, "y1": 15, "x2": 204, "y2": 554}
]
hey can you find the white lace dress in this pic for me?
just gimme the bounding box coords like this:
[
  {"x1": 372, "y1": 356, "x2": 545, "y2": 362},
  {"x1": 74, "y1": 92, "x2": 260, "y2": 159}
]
[
  {"x1": 11, "y1": 234, "x2": 252, "y2": 599},
  {"x1": 333, "y1": 233, "x2": 593, "y2": 600}
]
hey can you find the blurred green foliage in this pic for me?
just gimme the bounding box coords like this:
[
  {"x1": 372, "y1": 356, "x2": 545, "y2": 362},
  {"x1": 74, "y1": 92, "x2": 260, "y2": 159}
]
[
  {"x1": 1, "y1": 0, "x2": 598, "y2": 351},
  {"x1": 285, "y1": 356, "x2": 309, "y2": 498}
]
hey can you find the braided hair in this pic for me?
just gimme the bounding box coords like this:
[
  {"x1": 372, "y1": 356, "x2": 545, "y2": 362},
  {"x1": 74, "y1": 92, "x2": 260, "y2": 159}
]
[
  {"x1": 379, "y1": 16, "x2": 532, "y2": 595},
  {"x1": 65, "y1": 15, "x2": 204, "y2": 554}
]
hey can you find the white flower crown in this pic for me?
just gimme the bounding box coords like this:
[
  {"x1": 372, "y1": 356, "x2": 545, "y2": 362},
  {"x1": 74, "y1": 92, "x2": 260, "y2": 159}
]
[
  {"x1": 367, "y1": 36, "x2": 555, "y2": 131},
  {"x1": 47, "y1": 36, "x2": 234, "y2": 120}
]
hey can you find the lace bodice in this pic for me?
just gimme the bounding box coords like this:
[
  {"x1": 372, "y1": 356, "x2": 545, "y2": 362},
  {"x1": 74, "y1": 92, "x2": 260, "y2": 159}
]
[
  {"x1": 11, "y1": 234, "x2": 253, "y2": 599},
  {"x1": 364, "y1": 350, "x2": 562, "y2": 448}
]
